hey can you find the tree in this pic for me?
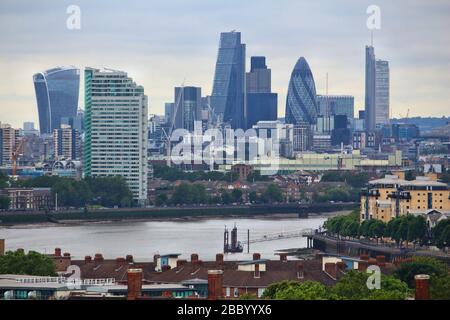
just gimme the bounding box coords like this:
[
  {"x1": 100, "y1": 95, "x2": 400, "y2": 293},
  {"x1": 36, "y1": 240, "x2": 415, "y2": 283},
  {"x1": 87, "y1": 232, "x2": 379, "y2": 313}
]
[
  {"x1": 393, "y1": 257, "x2": 448, "y2": 288},
  {"x1": 369, "y1": 220, "x2": 386, "y2": 243},
  {"x1": 0, "y1": 195, "x2": 10, "y2": 210},
  {"x1": 430, "y1": 274, "x2": 450, "y2": 300},
  {"x1": 407, "y1": 215, "x2": 427, "y2": 247},
  {"x1": 261, "y1": 280, "x2": 328, "y2": 300},
  {"x1": 155, "y1": 193, "x2": 168, "y2": 206},
  {"x1": 231, "y1": 189, "x2": 243, "y2": 203},
  {"x1": 221, "y1": 191, "x2": 233, "y2": 205},
  {"x1": 261, "y1": 184, "x2": 283, "y2": 203},
  {"x1": 0, "y1": 250, "x2": 56, "y2": 276},
  {"x1": 248, "y1": 191, "x2": 258, "y2": 203},
  {"x1": 433, "y1": 219, "x2": 450, "y2": 249}
]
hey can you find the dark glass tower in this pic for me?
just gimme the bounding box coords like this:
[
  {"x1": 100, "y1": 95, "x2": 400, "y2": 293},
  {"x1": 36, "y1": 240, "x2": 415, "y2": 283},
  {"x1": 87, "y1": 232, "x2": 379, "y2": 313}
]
[
  {"x1": 285, "y1": 57, "x2": 318, "y2": 125},
  {"x1": 246, "y1": 56, "x2": 277, "y2": 128},
  {"x1": 211, "y1": 31, "x2": 246, "y2": 129},
  {"x1": 365, "y1": 46, "x2": 376, "y2": 131},
  {"x1": 174, "y1": 86, "x2": 202, "y2": 131},
  {"x1": 33, "y1": 66, "x2": 80, "y2": 135}
]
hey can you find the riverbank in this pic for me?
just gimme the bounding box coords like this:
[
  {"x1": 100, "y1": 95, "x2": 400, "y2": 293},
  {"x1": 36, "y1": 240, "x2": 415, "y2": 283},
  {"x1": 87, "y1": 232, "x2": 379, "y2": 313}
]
[{"x1": 0, "y1": 203, "x2": 357, "y2": 226}]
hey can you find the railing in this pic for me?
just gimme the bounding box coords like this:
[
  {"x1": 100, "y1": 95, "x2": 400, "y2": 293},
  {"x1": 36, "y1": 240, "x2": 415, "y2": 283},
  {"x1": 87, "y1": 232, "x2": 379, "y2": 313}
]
[{"x1": 241, "y1": 228, "x2": 315, "y2": 244}]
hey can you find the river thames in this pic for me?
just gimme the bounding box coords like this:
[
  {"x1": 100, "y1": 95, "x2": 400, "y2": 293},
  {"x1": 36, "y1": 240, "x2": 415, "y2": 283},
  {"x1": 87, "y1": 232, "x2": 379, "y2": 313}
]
[{"x1": 0, "y1": 215, "x2": 330, "y2": 261}]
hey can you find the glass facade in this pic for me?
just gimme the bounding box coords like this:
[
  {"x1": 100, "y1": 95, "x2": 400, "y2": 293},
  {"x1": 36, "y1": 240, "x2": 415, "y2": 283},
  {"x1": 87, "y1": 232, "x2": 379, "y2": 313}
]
[
  {"x1": 211, "y1": 31, "x2": 246, "y2": 129},
  {"x1": 375, "y1": 60, "x2": 390, "y2": 125},
  {"x1": 174, "y1": 86, "x2": 201, "y2": 132},
  {"x1": 285, "y1": 57, "x2": 318, "y2": 125},
  {"x1": 365, "y1": 46, "x2": 376, "y2": 131},
  {"x1": 316, "y1": 95, "x2": 354, "y2": 120},
  {"x1": 33, "y1": 66, "x2": 80, "y2": 135}
]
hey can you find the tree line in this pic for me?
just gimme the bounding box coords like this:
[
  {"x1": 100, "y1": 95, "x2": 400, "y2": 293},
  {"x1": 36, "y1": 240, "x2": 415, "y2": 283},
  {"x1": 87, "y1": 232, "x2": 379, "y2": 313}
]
[{"x1": 155, "y1": 183, "x2": 284, "y2": 206}]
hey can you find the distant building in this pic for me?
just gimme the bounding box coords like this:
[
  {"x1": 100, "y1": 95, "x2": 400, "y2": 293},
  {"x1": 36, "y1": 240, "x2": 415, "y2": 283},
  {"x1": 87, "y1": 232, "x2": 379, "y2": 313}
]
[
  {"x1": 246, "y1": 56, "x2": 277, "y2": 128},
  {"x1": 83, "y1": 68, "x2": 148, "y2": 204},
  {"x1": 211, "y1": 31, "x2": 246, "y2": 129},
  {"x1": 33, "y1": 66, "x2": 80, "y2": 135},
  {"x1": 173, "y1": 86, "x2": 202, "y2": 131},
  {"x1": 53, "y1": 124, "x2": 81, "y2": 160},
  {"x1": 375, "y1": 60, "x2": 390, "y2": 126},
  {"x1": 0, "y1": 123, "x2": 20, "y2": 166},
  {"x1": 293, "y1": 123, "x2": 311, "y2": 152},
  {"x1": 164, "y1": 103, "x2": 174, "y2": 127},
  {"x1": 364, "y1": 46, "x2": 376, "y2": 132},
  {"x1": 316, "y1": 95, "x2": 354, "y2": 120},
  {"x1": 285, "y1": 57, "x2": 318, "y2": 126},
  {"x1": 0, "y1": 188, "x2": 53, "y2": 210},
  {"x1": 22, "y1": 122, "x2": 39, "y2": 136}
]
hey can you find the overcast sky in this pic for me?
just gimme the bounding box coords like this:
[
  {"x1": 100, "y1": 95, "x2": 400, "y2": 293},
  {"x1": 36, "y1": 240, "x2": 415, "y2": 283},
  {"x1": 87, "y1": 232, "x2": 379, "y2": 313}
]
[{"x1": 0, "y1": 0, "x2": 449, "y2": 129}]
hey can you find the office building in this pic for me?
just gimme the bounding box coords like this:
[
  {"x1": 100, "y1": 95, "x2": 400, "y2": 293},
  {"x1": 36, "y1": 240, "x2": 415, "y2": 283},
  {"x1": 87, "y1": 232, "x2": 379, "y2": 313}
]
[
  {"x1": 211, "y1": 31, "x2": 246, "y2": 129},
  {"x1": 173, "y1": 86, "x2": 202, "y2": 131},
  {"x1": 285, "y1": 57, "x2": 318, "y2": 126},
  {"x1": 83, "y1": 68, "x2": 148, "y2": 204},
  {"x1": 33, "y1": 66, "x2": 80, "y2": 135},
  {"x1": 316, "y1": 95, "x2": 354, "y2": 120},
  {"x1": 364, "y1": 46, "x2": 376, "y2": 132},
  {"x1": 0, "y1": 123, "x2": 20, "y2": 166},
  {"x1": 246, "y1": 56, "x2": 278, "y2": 128},
  {"x1": 375, "y1": 60, "x2": 390, "y2": 125}
]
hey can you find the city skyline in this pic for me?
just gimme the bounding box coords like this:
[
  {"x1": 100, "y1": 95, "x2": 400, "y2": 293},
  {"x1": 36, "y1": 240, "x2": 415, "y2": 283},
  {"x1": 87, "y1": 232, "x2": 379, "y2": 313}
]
[{"x1": 1, "y1": 0, "x2": 450, "y2": 129}]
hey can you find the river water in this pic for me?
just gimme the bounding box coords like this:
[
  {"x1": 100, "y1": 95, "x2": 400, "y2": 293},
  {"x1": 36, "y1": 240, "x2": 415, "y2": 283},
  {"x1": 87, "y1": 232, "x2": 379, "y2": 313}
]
[{"x1": 0, "y1": 215, "x2": 328, "y2": 261}]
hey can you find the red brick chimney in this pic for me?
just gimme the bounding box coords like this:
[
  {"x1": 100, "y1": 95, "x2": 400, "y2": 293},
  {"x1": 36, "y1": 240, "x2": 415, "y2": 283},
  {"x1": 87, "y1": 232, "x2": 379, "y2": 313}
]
[
  {"x1": 0, "y1": 239, "x2": 4, "y2": 256},
  {"x1": 368, "y1": 258, "x2": 377, "y2": 266},
  {"x1": 297, "y1": 261, "x2": 304, "y2": 279},
  {"x1": 126, "y1": 255, "x2": 134, "y2": 263},
  {"x1": 127, "y1": 268, "x2": 143, "y2": 300},
  {"x1": 376, "y1": 255, "x2": 386, "y2": 267},
  {"x1": 254, "y1": 263, "x2": 260, "y2": 278},
  {"x1": 84, "y1": 256, "x2": 92, "y2": 264},
  {"x1": 116, "y1": 257, "x2": 127, "y2": 266},
  {"x1": 54, "y1": 248, "x2": 61, "y2": 257},
  {"x1": 360, "y1": 254, "x2": 369, "y2": 261},
  {"x1": 216, "y1": 253, "x2": 224, "y2": 266},
  {"x1": 94, "y1": 253, "x2": 104, "y2": 265},
  {"x1": 253, "y1": 253, "x2": 261, "y2": 260},
  {"x1": 279, "y1": 253, "x2": 288, "y2": 262},
  {"x1": 177, "y1": 259, "x2": 187, "y2": 268},
  {"x1": 191, "y1": 253, "x2": 199, "y2": 263},
  {"x1": 63, "y1": 252, "x2": 71, "y2": 258},
  {"x1": 324, "y1": 262, "x2": 337, "y2": 280},
  {"x1": 415, "y1": 275, "x2": 430, "y2": 300},
  {"x1": 358, "y1": 260, "x2": 368, "y2": 272},
  {"x1": 208, "y1": 270, "x2": 223, "y2": 300}
]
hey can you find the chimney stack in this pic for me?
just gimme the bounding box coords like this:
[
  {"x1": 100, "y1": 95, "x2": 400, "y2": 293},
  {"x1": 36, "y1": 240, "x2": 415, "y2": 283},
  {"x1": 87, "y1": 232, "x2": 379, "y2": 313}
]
[
  {"x1": 415, "y1": 274, "x2": 430, "y2": 300},
  {"x1": 63, "y1": 252, "x2": 71, "y2": 258},
  {"x1": 54, "y1": 248, "x2": 62, "y2": 257},
  {"x1": 0, "y1": 239, "x2": 5, "y2": 256},
  {"x1": 208, "y1": 270, "x2": 223, "y2": 300},
  {"x1": 324, "y1": 262, "x2": 337, "y2": 280},
  {"x1": 191, "y1": 253, "x2": 199, "y2": 263},
  {"x1": 297, "y1": 261, "x2": 304, "y2": 279},
  {"x1": 94, "y1": 253, "x2": 104, "y2": 264},
  {"x1": 358, "y1": 260, "x2": 368, "y2": 272},
  {"x1": 253, "y1": 253, "x2": 261, "y2": 261},
  {"x1": 376, "y1": 255, "x2": 386, "y2": 267},
  {"x1": 177, "y1": 259, "x2": 187, "y2": 268},
  {"x1": 254, "y1": 263, "x2": 260, "y2": 278},
  {"x1": 116, "y1": 257, "x2": 127, "y2": 266},
  {"x1": 127, "y1": 268, "x2": 143, "y2": 300},
  {"x1": 84, "y1": 256, "x2": 92, "y2": 264},
  {"x1": 279, "y1": 253, "x2": 288, "y2": 262},
  {"x1": 126, "y1": 255, "x2": 134, "y2": 263},
  {"x1": 360, "y1": 254, "x2": 369, "y2": 261},
  {"x1": 216, "y1": 253, "x2": 224, "y2": 266}
]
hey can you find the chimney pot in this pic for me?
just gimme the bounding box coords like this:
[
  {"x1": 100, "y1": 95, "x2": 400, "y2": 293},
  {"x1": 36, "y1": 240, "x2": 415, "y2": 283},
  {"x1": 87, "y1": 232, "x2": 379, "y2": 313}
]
[
  {"x1": 63, "y1": 252, "x2": 71, "y2": 258},
  {"x1": 279, "y1": 253, "x2": 288, "y2": 262},
  {"x1": 216, "y1": 253, "x2": 224, "y2": 266},
  {"x1": 191, "y1": 253, "x2": 199, "y2": 262},
  {"x1": 415, "y1": 274, "x2": 430, "y2": 300},
  {"x1": 55, "y1": 248, "x2": 62, "y2": 257},
  {"x1": 126, "y1": 255, "x2": 134, "y2": 263},
  {"x1": 253, "y1": 253, "x2": 261, "y2": 261},
  {"x1": 84, "y1": 256, "x2": 92, "y2": 264},
  {"x1": 358, "y1": 260, "x2": 368, "y2": 272}
]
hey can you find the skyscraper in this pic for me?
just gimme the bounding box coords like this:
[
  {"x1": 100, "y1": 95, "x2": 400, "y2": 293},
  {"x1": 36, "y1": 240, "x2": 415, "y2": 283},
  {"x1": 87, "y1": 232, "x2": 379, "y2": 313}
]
[
  {"x1": 211, "y1": 31, "x2": 246, "y2": 129},
  {"x1": 364, "y1": 46, "x2": 376, "y2": 131},
  {"x1": 285, "y1": 57, "x2": 318, "y2": 126},
  {"x1": 316, "y1": 95, "x2": 354, "y2": 120},
  {"x1": 173, "y1": 86, "x2": 202, "y2": 131},
  {"x1": 246, "y1": 56, "x2": 277, "y2": 128},
  {"x1": 33, "y1": 66, "x2": 80, "y2": 135},
  {"x1": 375, "y1": 60, "x2": 390, "y2": 125},
  {"x1": 83, "y1": 68, "x2": 148, "y2": 204}
]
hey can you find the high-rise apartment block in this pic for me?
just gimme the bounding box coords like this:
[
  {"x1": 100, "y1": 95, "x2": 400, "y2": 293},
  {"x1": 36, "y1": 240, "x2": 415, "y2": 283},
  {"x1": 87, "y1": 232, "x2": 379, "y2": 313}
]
[{"x1": 83, "y1": 68, "x2": 148, "y2": 204}]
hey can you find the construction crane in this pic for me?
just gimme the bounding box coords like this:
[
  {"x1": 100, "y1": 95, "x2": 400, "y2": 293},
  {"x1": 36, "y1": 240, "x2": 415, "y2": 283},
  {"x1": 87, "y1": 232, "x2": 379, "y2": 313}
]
[{"x1": 12, "y1": 137, "x2": 25, "y2": 176}]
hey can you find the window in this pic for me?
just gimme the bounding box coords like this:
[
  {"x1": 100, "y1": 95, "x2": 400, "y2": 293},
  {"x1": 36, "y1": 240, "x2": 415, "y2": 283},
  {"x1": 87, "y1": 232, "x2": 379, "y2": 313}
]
[
  {"x1": 233, "y1": 288, "x2": 239, "y2": 298},
  {"x1": 226, "y1": 287, "x2": 230, "y2": 297}
]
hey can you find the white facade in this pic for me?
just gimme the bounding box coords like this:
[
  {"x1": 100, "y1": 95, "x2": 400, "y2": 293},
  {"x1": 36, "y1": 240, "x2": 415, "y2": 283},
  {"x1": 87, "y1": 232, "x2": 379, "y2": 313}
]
[{"x1": 84, "y1": 68, "x2": 148, "y2": 204}]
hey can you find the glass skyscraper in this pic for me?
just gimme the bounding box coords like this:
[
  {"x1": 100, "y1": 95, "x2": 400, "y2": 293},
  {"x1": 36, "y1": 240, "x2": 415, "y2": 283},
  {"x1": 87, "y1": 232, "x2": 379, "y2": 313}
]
[
  {"x1": 33, "y1": 66, "x2": 80, "y2": 135},
  {"x1": 316, "y1": 95, "x2": 354, "y2": 120},
  {"x1": 211, "y1": 31, "x2": 246, "y2": 129},
  {"x1": 285, "y1": 57, "x2": 318, "y2": 125},
  {"x1": 173, "y1": 86, "x2": 202, "y2": 132},
  {"x1": 375, "y1": 60, "x2": 390, "y2": 125},
  {"x1": 246, "y1": 56, "x2": 277, "y2": 128},
  {"x1": 364, "y1": 46, "x2": 376, "y2": 131}
]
